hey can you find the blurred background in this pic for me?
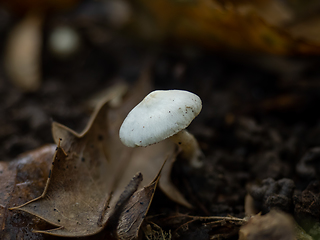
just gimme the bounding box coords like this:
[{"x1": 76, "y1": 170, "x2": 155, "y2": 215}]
[{"x1": 2, "y1": 0, "x2": 320, "y2": 159}]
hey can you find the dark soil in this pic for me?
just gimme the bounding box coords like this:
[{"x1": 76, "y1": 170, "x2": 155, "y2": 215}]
[{"x1": 2, "y1": 1, "x2": 320, "y2": 239}]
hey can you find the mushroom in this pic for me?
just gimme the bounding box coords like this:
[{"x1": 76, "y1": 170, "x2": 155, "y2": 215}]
[{"x1": 119, "y1": 89, "x2": 204, "y2": 168}]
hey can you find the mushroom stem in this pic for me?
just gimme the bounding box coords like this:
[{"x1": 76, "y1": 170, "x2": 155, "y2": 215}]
[{"x1": 170, "y1": 129, "x2": 204, "y2": 168}]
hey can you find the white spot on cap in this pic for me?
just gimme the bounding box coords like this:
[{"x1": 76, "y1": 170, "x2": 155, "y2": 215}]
[{"x1": 119, "y1": 90, "x2": 202, "y2": 147}]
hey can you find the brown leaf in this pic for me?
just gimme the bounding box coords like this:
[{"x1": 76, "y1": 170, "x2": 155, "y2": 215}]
[
  {"x1": 0, "y1": 145, "x2": 56, "y2": 239},
  {"x1": 11, "y1": 72, "x2": 191, "y2": 237},
  {"x1": 116, "y1": 164, "x2": 162, "y2": 240},
  {"x1": 12, "y1": 102, "x2": 127, "y2": 237}
]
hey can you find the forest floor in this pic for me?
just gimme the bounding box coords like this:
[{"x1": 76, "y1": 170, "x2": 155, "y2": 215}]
[{"x1": 1, "y1": 2, "x2": 320, "y2": 239}]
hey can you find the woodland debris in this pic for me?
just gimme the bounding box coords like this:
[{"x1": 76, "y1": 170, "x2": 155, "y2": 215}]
[
  {"x1": 8, "y1": 73, "x2": 192, "y2": 237},
  {"x1": 239, "y1": 210, "x2": 295, "y2": 240},
  {"x1": 0, "y1": 145, "x2": 56, "y2": 239}
]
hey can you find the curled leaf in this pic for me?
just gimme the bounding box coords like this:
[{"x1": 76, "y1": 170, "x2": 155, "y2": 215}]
[{"x1": 116, "y1": 162, "x2": 163, "y2": 240}]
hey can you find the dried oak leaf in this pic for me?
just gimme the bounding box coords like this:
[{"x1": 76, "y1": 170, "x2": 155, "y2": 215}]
[
  {"x1": 11, "y1": 75, "x2": 191, "y2": 237},
  {"x1": 0, "y1": 145, "x2": 56, "y2": 239},
  {"x1": 11, "y1": 101, "x2": 135, "y2": 237},
  {"x1": 116, "y1": 163, "x2": 163, "y2": 240}
]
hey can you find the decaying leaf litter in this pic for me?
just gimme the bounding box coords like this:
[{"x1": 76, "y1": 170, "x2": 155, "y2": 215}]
[
  {"x1": 0, "y1": 71, "x2": 253, "y2": 239},
  {"x1": 12, "y1": 86, "x2": 182, "y2": 236},
  {"x1": 1, "y1": 72, "x2": 314, "y2": 240},
  {"x1": 3, "y1": 0, "x2": 320, "y2": 239},
  {"x1": 1, "y1": 74, "x2": 198, "y2": 238}
]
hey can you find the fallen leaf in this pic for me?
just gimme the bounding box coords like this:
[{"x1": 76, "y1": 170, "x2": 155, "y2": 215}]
[
  {"x1": 12, "y1": 102, "x2": 130, "y2": 237},
  {"x1": 11, "y1": 72, "x2": 191, "y2": 237},
  {"x1": 116, "y1": 161, "x2": 164, "y2": 240},
  {"x1": 0, "y1": 145, "x2": 56, "y2": 239}
]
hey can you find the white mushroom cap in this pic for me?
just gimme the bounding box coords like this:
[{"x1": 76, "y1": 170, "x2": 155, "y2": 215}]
[{"x1": 119, "y1": 90, "x2": 202, "y2": 147}]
